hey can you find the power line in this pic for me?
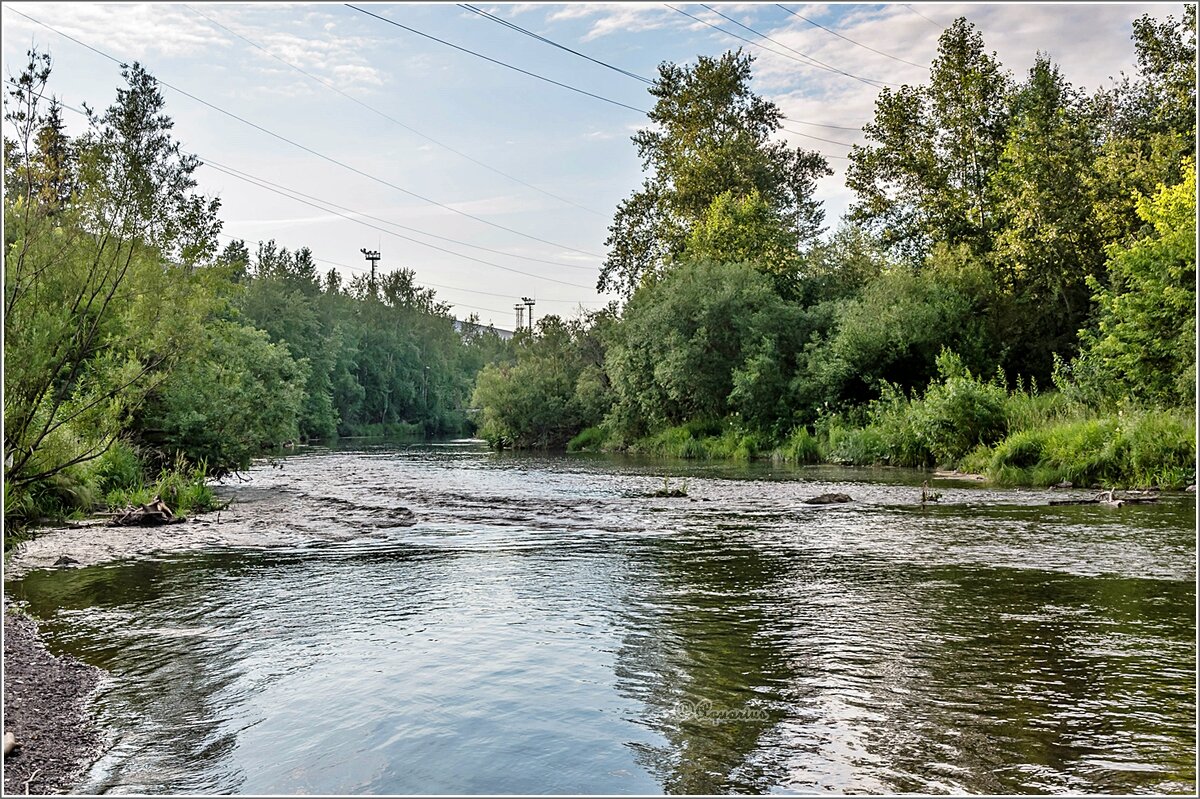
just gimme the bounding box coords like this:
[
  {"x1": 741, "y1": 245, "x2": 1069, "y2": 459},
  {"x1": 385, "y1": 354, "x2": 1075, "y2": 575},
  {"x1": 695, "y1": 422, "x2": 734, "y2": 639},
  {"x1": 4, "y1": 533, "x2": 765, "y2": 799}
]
[
  {"x1": 217, "y1": 229, "x2": 580, "y2": 319},
  {"x1": 299, "y1": 251, "x2": 601, "y2": 306},
  {"x1": 24, "y1": 83, "x2": 602, "y2": 291},
  {"x1": 666, "y1": 4, "x2": 896, "y2": 89},
  {"x1": 458, "y1": 3, "x2": 654, "y2": 84},
  {"x1": 200, "y1": 160, "x2": 597, "y2": 288},
  {"x1": 775, "y1": 4, "x2": 930, "y2": 71},
  {"x1": 201, "y1": 157, "x2": 599, "y2": 271},
  {"x1": 8, "y1": 7, "x2": 604, "y2": 260},
  {"x1": 344, "y1": 3, "x2": 646, "y2": 113},
  {"x1": 345, "y1": 3, "x2": 858, "y2": 162},
  {"x1": 180, "y1": 3, "x2": 605, "y2": 218},
  {"x1": 903, "y1": 4, "x2": 945, "y2": 30},
  {"x1": 696, "y1": 4, "x2": 901, "y2": 89},
  {"x1": 453, "y1": 2, "x2": 866, "y2": 135}
]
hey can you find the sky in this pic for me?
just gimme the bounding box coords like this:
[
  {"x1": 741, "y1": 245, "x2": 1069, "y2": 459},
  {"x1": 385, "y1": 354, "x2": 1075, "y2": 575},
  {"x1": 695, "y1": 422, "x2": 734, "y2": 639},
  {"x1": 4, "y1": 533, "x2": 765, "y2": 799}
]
[{"x1": 1, "y1": 1, "x2": 1182, "y2": 330}]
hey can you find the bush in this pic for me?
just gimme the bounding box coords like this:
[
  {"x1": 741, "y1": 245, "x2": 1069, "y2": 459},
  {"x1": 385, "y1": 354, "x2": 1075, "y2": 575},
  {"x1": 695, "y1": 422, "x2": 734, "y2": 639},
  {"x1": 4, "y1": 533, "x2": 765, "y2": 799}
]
[
  {"x1": 567, "y1": 426, "x2": 607, "y2": 452},
  {"x1": 824, "y1": 424, "x2": 887, "y2": 466},
  {"x1": 910, "y1": 350, "x2": 1008, "y2": 465},
  {"x1": 773, "y1": 426, "x2": 820, "y2": 464},
  {"x1": 91, "y1": 441, "x2": 144, "y2": 496}
]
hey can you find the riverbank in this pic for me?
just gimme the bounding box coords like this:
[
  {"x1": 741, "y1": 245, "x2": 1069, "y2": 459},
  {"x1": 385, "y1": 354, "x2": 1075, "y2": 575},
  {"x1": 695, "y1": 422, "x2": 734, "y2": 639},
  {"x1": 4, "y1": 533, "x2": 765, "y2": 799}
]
[
  {"x1": 567, "y1": 404, "x2": 1197, "y2": 491},
  {"x1": 2, "y1": 604, "x2": 103, "y2": 795}
]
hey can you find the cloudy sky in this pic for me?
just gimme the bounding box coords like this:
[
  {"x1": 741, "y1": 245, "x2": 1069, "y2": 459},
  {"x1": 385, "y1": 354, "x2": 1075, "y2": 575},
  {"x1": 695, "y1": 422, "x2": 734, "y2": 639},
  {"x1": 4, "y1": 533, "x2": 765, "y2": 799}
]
[{"x1": 1, "y1": 2, "x2": 1179, "y2": 328}]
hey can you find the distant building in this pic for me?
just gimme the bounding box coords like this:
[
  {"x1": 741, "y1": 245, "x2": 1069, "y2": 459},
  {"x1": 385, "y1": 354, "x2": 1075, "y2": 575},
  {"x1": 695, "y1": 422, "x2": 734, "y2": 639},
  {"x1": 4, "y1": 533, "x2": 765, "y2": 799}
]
[{"x1": 453, "y1": 318, "x2": 514, "y2": 341}]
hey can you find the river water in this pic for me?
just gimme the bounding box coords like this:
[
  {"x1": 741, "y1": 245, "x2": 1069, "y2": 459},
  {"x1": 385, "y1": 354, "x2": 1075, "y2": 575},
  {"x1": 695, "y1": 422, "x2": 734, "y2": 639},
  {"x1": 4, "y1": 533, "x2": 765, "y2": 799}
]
[{"x1": 4, "y1": 440, "x2": 1196, "y2": 794}]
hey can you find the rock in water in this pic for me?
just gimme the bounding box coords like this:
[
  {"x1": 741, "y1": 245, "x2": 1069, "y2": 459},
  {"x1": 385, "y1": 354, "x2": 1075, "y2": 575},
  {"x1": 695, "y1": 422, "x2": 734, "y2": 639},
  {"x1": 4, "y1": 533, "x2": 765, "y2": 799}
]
[
  {"x1": 802, "y1": 493, "x2": 852, "y2": 505},
  {"x1": 1052, "y1": 481, "x2": 1073, "y2": 489},
  {"x1": 1187, "y1": 484, "x2": 1196, "y2": 493}
]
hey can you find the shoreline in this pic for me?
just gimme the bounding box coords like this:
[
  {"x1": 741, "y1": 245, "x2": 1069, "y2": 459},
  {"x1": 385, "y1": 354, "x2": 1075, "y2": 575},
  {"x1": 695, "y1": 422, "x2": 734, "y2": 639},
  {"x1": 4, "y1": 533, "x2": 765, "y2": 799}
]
[{"x1": 2, "y1": 604, "x2": 104, "y2": 795}]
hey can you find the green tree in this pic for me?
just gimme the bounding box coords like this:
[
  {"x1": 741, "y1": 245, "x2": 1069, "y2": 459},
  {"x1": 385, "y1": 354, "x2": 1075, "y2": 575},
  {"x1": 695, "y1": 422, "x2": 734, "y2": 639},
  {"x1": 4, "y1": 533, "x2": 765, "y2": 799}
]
[
  {"x1": 991, "y1": 55, "x2": 1103, "y2": 377},
  {"x1": 471, "y1": 312, "x2": 613, "y2": 448},
  {"x1": 599, "y1": 49, "x2": 829, "y2": 298},
  {"x1": 847, "y1": 18, "x2": 1012, "y2": 261},
  {"x1": 604, "y1": 259, "x2": 797, "y2": 435},
  {"x1": 1090, "y1": 6, "x2": 1196, "y2": 244},
  {"x1": 4, "y1": 54, "x2": 220, "y2": 494},
  {"x1": 134, "y1": 321, "x2": 308, "y2": 474},
  {"x1": 1075, "y1": 160, "x2": 1196, "y2": 407}
]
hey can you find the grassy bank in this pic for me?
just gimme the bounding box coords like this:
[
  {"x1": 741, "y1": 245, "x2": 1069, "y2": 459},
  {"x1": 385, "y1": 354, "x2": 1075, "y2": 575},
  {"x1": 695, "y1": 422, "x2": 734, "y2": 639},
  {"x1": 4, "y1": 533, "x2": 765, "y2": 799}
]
[
  {"x1": 4, "y1": 443, "x2": 223, "y2": 549},
  {"x1": 567, "y1": 370, "x2": 1196, "y2": 491}
]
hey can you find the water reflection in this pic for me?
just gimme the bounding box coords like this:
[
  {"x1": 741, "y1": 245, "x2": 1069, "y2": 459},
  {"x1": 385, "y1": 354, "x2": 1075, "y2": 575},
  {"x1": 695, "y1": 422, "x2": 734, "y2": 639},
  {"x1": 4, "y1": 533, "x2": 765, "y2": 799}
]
[{"x1": 4, "y1": 441, "x2": 1194, "y2": 794}]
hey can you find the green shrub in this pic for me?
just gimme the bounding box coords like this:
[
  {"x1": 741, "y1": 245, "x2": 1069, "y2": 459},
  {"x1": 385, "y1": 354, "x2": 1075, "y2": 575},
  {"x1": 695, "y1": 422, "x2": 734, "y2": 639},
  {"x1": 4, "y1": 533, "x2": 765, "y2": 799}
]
[
  {"x1": 825, "y1": 425, "x2": 887, "y2": 465},
  {"x1": 567, "y1": 426, "x2": 608, "y2": 452},
  {"x1": 774, "y1": 426, "x2": 820, "y2": 464},
  {"x1": 1123, "y1": 409, "x2": 1195, "y2": 488},
  {"x1": 911, "y1": 350, "x2": 1008, "y2": 465},
  {"x1": 91, "y1": 441, "x2": 144, "y2": 496}
]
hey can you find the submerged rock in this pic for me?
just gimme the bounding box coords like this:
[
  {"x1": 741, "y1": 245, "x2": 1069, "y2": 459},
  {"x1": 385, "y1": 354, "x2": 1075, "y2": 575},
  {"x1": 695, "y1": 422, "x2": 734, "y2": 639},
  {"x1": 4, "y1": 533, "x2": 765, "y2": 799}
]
[{"x1": 802, "y1": 492, "x2": 852, "y2": 505}]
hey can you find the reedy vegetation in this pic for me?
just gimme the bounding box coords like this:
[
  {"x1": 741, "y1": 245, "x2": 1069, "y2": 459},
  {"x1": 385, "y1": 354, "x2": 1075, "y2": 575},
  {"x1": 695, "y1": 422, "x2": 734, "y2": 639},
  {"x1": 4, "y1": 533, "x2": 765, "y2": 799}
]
[{"x1": 474, "y1": 12, "x2": 1197, "y2": 489}]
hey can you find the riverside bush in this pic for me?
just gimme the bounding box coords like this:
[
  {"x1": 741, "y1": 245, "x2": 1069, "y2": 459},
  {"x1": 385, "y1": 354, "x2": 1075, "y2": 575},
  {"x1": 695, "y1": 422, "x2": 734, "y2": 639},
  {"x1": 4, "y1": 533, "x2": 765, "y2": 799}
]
[
  {"x1": 773, "y1": 426, "x2": 820, "y2": 464},
  {"x1": 911, "y1": 351, "x2": 1008, "y2": 465}
]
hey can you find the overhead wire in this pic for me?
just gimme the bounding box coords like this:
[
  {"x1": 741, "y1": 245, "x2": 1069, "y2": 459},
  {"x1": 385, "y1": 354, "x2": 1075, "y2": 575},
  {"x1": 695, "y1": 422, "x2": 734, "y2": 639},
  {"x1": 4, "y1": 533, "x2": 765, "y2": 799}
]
[
  {"x1": 200, "y1": 157, "x2": 600, "y2": 271},
  {"x1": 14, "y1": 82, "x2": 602, "y2": 297},
  {"x1": 903, "y1": 4, "x2": 946, "y2": 30},
  {"x1": 448, "y1": 2, "x2": 867, "y2": 140},
  {"x1": 458, "y1": 3, "x2": 654, "y2": 84},
  {"x1": 775, "y1": 5, "x2": 930, "y2": 71},
  {"x1": 180, "y1": 3, "x2": 606, "y2": 217},
  {"x1": 666, "y1": 4, "x2": 897, "y2": 89},
  {"x1": 200, "y1": 160, "x2": 597, "y2": 289},
  {"x1": 8, "y1": 7, "x2": 605, "y2": 260},
  {"x1": 344, "y1": 3, "x2": 646, "y2": 114}
]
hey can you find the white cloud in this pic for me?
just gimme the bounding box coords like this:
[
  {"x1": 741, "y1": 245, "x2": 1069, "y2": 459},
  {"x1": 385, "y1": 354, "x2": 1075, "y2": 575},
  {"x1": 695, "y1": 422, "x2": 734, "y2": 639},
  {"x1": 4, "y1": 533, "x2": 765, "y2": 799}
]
[
  {"x1": 545, "y1": 3, "x2": 678, "y2": 42},
  {"x1": 2, "y1": 2, "x2": 231, "y2": 58}
]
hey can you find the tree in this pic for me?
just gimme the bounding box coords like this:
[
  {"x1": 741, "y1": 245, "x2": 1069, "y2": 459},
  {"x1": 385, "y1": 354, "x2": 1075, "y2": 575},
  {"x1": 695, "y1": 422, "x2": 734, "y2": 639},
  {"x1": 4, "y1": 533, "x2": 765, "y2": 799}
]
[
  {"x1": 604, "y1": 259, "x2": 798, "y2": 435},
  {"x1": 471, "y1": 312, "x2": 613, "y2": 448},
  {"x1": 134, "y1": 321, "x2": 308, "y2": 474},
  {"x1": 847, "y1": 18, "x2": 1011, "y2": 261},
  {"x1": 4, "y1": 54, "x2": 221, "y2": 493},
  {"x1": 1075, "y1": 160, "x2": 1196, "y2": 407},
  {"x1": 599, "y1": 49, "x2": 830, "y2": 299},
  {"x1": 1089, "y1": 6, "x2": 1196, "y2": 244},
  {"x1": 990, "y1": 55, "x2": 1103, "y2": 377}
]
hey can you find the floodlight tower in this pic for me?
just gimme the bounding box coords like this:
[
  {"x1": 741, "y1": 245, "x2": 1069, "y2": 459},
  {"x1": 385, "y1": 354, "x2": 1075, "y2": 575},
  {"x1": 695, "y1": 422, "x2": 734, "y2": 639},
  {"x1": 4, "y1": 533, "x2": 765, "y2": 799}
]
[
  {"x1": 522, "y1": 296, "x2": 535, "y2": 331},
  {"x1": 360, "y1": 248, "x2": 381, "y2": 295}
]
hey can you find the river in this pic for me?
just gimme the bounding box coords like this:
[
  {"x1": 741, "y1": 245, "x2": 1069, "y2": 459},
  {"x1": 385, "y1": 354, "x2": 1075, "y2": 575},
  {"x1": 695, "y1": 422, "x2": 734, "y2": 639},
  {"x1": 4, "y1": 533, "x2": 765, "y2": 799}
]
[{"x1": 4, "y1": 439, "x2": 1195, "y2": 794}]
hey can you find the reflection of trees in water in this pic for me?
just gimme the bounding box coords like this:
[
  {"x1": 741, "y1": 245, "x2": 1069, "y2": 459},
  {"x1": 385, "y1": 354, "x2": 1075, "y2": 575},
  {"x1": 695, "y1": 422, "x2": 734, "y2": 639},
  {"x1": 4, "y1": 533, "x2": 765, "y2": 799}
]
[
  {"x1": 611, "y1": 533, "x2": 800, "y2": 794},
  {"x1": 904, "y1": 568, "x2": 1197, "y2": 794}
]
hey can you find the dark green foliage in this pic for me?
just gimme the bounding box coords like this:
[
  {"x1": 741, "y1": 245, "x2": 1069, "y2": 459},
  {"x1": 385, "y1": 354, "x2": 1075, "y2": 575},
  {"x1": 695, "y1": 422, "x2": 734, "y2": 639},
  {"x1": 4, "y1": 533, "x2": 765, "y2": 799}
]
[
  {"x1": 809, "y1": 244, "x2": 1000, "y2": 407},
  {"x1": 604, "y1": 259, "x2": 800, "y2": 436},
  {"x1": 599, "y1": 49, "x2": 829, "y2": 298},
  {"x1": 135, "y1": 320, "x2": 308, "y2": 475},
  {"x1": 472, "y1": 312, "x2": 614, "y2": 449}
]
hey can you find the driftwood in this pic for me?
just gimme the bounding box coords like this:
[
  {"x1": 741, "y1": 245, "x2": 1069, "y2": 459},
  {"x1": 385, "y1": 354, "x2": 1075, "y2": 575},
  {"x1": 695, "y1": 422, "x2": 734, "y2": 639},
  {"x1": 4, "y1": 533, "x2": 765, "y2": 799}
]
[
  {"x1": 108, "y1": 496, "x2": 184, "y2": 527},
  {"x1": 1048, "y1": 489, "x2": 1159, "y2": 508}
]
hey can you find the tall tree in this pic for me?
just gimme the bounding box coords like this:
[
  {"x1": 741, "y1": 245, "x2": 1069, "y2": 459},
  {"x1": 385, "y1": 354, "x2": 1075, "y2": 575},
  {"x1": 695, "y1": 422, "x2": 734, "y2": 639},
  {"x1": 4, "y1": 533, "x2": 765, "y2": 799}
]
[
  {"x1": 847, "y1": 18, "x2": 1011, "y2": 261},
  {"x1": 599, "y1": 49, "x2": 829, "y2": 299},
  {"x1": 1090, "y1": 6, "x2": 1196, "y2": 245},
  {"x1": 991, "y1": 55, "x2": 1102, "y2": 375},
  {"x1": 4, "y1": 54, "x2": 221, "y2": 490}
]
